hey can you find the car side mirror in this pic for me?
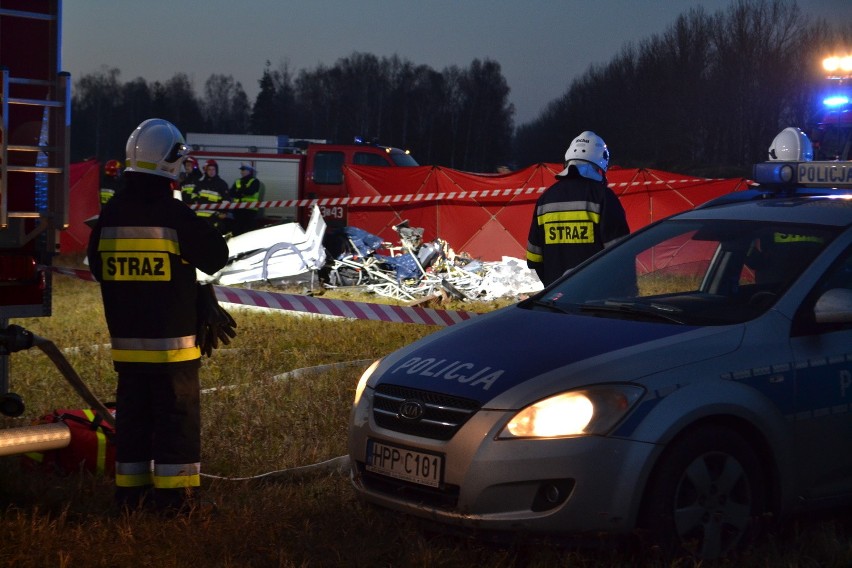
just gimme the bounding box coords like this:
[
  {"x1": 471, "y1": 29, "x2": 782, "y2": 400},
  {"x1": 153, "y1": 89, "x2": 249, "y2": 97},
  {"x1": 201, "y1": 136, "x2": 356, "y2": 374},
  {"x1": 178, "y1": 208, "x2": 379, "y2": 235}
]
[{"x1": 814, "y1": 288, "x2": 852, "y2": 323}]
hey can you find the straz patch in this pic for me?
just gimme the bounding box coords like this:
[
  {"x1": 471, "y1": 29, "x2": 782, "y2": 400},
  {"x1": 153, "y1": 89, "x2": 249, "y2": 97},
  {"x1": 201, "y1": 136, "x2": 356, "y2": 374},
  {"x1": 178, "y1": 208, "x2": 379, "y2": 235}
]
[
  {"x1": 102, "y1": 252, "x2": 170, "y2": 281},
  {"x1": 545, "y1": 221, "x2": 594, "y2": 244}
]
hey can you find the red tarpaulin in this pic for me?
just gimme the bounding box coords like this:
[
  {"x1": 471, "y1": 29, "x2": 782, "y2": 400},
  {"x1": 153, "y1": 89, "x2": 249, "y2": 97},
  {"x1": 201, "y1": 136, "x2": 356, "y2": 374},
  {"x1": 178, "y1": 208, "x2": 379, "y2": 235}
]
[
  {"x1": 343, "y1": 163, "x2": 751, "y2": 261},
  {"x1": 60, "y1": 158, "x2": 100, "y2": 253}
]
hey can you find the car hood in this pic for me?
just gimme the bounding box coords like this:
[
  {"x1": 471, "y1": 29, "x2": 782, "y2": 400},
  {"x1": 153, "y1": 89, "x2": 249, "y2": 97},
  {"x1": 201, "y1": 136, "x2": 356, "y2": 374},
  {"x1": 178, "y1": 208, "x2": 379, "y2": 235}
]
[{"x1": 373, "y1": 305, "x2": 744, "y2": 406}]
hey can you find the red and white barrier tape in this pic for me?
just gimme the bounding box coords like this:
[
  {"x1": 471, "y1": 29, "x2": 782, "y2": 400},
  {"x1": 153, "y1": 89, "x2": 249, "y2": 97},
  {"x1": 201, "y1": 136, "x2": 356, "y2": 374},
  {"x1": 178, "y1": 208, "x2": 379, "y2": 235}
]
[
  {"x1": 191, "y1": 177, "x2": 719, "y2": 211},
  {"x1": 214, "y1": 286, "x2": 476, "y2": 326},
  {"x1": 48, "y1": 266, "x2": 478, "y2": 326}
]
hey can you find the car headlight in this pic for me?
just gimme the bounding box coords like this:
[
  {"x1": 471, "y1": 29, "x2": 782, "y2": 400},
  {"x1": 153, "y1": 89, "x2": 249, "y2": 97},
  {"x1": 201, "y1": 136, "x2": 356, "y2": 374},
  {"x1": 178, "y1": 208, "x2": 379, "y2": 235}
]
[
  {"x1": 499, "y1": 385, "x2": 644, "y2": 439},
  {"x1": 353, "y1": 359, "x2": 381, "y2": 406}
]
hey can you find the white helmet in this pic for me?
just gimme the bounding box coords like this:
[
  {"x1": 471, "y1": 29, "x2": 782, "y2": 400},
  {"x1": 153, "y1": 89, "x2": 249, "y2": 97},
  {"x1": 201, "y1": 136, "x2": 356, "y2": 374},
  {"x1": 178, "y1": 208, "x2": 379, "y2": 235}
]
[
  {"x1": 558, "y1": 131, "x2": 609, "y2": 179},
  {"x1": 125, "y1": 118, "x2": 188, "y2": 180},
  {"x1": 768, "y1": 127, "x2": 813, "y2": 162}
]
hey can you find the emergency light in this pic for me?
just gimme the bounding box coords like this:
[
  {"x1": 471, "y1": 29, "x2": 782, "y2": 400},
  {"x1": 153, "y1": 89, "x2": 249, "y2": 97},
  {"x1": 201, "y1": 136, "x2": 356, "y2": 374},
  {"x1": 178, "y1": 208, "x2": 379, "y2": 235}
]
[
  {"x1": 823, "y1": 95, "x2": 850, "y2": 108},
  {"x1": 823, "y1": 55, "x2": 852, "y2": 78},
  {"x1": 753, "y1": 161, "x2": 852, "y2": 187}
]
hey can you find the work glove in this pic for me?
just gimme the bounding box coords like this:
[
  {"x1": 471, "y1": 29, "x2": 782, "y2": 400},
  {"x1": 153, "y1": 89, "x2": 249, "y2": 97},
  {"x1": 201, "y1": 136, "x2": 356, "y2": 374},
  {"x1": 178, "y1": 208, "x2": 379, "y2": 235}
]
[{"x1": 196, "y1": 283, "x2": 237, "y2": 358}]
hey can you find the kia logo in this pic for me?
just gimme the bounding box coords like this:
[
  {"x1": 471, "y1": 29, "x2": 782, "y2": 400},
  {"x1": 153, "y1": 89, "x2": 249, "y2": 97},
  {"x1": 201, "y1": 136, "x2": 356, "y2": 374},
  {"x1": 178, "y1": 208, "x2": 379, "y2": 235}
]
[{"x1": 398, "y1": 399, "x2": 425, "y2": 421}]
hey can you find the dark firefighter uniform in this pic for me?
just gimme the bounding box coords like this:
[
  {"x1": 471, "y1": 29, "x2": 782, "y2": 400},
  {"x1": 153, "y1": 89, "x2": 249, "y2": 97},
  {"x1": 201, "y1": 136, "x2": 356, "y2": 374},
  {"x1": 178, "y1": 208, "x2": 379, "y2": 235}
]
[
  {"x1": 229, "y1": 172, "x2": 264, "y2": 235},
  {"x1": 192, "y1": 171, "x2": 230, "y2": 232},
  {"x1": 87, "y1": 173, "x2": 228, "y2": 509},
  {"x1": 526, "y1": 171, "x2": 629, "y2": 287},
  {"x1": 179, "y1": 167, "x2": 202, "y2": 203}
]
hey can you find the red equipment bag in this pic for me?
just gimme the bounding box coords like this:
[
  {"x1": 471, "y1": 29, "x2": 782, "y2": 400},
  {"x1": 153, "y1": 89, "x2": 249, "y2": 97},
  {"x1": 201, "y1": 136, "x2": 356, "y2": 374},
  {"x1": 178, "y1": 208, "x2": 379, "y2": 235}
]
[{"x1": 21, "y1": 408, "x2": 116, "y2": 476}]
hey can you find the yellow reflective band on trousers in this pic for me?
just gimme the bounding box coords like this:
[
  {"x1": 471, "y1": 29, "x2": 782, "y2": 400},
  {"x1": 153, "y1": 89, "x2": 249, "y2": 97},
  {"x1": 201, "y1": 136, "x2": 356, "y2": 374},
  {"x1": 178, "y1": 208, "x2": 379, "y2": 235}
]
[
  {"x1": 154, "y1": 463, "x2": 201, "y2": 489},
  {"x1": 82, "y1": 409, "x2": 108, "y2": 475},
  {"x1": 111, "y1": 336, "x2": 200, "y2": 364},
  {"x1": 116, "y1": 460, "x2": 154, "y2": 488}
]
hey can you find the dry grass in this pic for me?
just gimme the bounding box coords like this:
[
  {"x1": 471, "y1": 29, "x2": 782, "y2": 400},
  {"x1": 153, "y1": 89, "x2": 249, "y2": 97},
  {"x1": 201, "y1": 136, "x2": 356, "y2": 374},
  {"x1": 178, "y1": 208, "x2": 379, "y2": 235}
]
[{"x1": 0, "y1": 257, "x2": 849, "y2": 567}]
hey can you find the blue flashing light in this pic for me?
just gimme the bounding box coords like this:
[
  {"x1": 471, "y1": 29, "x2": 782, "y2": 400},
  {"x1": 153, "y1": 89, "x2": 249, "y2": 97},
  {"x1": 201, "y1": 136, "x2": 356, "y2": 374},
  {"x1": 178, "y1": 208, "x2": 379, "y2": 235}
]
[{"x1": 824, "y1": 95, "x2": 850, "y2": 108}]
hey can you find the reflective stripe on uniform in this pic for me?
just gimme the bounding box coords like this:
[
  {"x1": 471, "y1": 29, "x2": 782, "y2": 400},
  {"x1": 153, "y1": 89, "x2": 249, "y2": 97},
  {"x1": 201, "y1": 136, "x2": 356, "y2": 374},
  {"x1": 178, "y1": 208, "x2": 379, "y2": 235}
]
[
  {"x1": 98, "y1": 226, "x2": 181, "y2": 255},
  {"x1": 116, "y1": 460, "x2": 154, "y2": 488},
  {"x1": 526, "y1": 241, "x2": 543, "y2": 263},
  {"x1": 111, "y1": 336, "x2": 200, "y2": 364},
  {"x1": 536, "y1": 202, "x2": 600, "y2": 245},
  {"x1": 234, "y1": 178, "x2": 261, "y2": 202},
  {"x1": 154, "y1": 462, "x2": 201, "y2": 489},
  {"x1": 197, "y1": 190, "x2": 224, "y2": 202},
  {"x1": 24, "y1": 452, "x2": 44, "y2": 463},
  {"x1": 535, "y1": 197, "x2": 601, "y2": 217},
  {"x1": 536, "y1": 208, "x2": 600, "y2": 226},
  {"x1": 82, "y1": 409, "x2": 109, "y2": 475}
]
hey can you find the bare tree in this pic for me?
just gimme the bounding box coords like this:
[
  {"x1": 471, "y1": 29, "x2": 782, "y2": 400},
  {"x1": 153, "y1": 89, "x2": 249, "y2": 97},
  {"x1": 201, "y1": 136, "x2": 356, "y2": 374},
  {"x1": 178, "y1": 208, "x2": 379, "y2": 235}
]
[{"x1": 202, "y1": 74, "x2": 250, "y2": 133}]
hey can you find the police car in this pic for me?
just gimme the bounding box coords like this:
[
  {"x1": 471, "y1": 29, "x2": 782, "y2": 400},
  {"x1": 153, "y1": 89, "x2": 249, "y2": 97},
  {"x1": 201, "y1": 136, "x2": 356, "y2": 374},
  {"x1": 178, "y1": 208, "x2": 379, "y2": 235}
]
[{"x1": 347, "y1": 144, "x2": 852, "y2": 559}]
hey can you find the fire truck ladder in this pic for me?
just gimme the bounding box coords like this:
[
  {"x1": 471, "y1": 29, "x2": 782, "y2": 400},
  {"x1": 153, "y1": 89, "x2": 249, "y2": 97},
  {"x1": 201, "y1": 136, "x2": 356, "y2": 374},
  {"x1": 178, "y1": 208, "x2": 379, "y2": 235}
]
[
  {"x1": 0, "y1": 11, "x2": 70, "y2": 235},
  {"x1": 0, "y1": 3, "x2": 71, "y2": 417}
]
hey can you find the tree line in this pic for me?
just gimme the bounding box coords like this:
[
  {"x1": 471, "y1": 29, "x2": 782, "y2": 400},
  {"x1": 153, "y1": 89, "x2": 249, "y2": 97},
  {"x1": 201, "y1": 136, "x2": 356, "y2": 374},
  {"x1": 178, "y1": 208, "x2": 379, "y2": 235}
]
[
  {"x1": 71, "y1": 0, "x2": 849, "y2": 176},
  {"x1": 516, "y1": 0, "x2": 851, "y2": 175},
  {"x1": 71, "y1": 55, "x2": 512, "y2": 173}
]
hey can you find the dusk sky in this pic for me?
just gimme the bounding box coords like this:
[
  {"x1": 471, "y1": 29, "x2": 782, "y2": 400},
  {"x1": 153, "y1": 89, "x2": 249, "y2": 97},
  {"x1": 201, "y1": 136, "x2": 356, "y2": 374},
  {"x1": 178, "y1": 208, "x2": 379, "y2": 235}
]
[{"x1": 63, "y1": 0, "x2": 851, "y2": 126}]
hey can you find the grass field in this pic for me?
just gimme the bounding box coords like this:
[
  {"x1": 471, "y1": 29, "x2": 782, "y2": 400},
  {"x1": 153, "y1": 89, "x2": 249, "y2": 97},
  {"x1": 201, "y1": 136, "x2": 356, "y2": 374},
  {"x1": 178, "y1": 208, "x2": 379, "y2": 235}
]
[{"x1": 0, "y1": 258, "x2": 850, "y2": 567}]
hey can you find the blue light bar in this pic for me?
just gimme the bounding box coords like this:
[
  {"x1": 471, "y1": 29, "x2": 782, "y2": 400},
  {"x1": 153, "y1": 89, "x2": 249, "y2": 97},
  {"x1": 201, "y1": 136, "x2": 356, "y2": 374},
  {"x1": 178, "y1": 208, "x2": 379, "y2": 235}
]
[{"x1": 824, "y1": 95, "x2": 850, "y2": 107}]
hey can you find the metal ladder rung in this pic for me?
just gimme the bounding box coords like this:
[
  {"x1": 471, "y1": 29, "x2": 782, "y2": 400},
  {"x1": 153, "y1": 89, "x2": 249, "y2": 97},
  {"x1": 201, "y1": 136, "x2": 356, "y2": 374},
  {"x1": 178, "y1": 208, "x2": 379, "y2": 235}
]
[
  {"x1": 5, "y1": 211, "x2": 42, "y2": 219},
  {"x1": 0, "y1": 8, "x2": 57, "y2": 21},
  {"x1": 5, "y1": 165, "x2": 63, "y2": 174},
  {"x1": 8, "y1": 77, "x2": 55, "y2": 88},
  {"x1": 5, "y1": 97, "x2": 63, "y2": 108},
  {"x1": 7, "y1": 144, "x2": 64, "y2": 153}
]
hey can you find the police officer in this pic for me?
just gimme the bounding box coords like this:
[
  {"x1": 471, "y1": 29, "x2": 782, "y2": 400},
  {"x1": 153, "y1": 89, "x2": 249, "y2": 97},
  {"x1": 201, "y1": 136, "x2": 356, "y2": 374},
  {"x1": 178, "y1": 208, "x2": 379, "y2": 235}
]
[
  {"x1": 87, "y1": 119, "x2": 230, "y2": 513},
  {"x1": 228, "y1": 162, "x2": 264, "y2": 235},
  {"x1": 526, "y1": 131, "x2": 629, "y2": 286}
]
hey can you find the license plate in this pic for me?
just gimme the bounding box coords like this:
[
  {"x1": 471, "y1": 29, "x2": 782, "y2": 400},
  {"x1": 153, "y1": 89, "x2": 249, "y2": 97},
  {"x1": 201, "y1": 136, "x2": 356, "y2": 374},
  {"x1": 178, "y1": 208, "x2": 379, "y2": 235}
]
[{"x1": 365, "y1": 439, "x2": 443, "y2": 488}]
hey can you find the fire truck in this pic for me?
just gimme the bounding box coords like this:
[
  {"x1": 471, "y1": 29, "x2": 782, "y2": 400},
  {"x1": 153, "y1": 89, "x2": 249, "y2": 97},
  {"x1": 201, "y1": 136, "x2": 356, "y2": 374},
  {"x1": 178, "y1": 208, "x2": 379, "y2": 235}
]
[
  {"x1": 186, "y1": 133, "x2": 419, "y2": 227},
  {"x1": 811, "y1": 54, "x2": 852, "y2": 161},
  {"x1": 0, "y1": 1, "x2": 108, "y2": 461}
]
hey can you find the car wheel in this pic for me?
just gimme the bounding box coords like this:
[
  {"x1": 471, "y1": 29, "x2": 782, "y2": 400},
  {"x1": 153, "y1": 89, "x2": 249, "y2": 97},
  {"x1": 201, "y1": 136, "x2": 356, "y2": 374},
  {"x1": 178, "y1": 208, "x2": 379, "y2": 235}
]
[{"x1": 639, "y1": 425, "x2": 765, "y2": 560}]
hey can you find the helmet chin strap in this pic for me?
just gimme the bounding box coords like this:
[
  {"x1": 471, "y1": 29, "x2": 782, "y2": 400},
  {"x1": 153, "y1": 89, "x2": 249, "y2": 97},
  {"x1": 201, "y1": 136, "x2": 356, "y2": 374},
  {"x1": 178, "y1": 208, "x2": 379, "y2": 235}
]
[{"x1": 567, "y1": 161, "x2": 604, "y2": 182}]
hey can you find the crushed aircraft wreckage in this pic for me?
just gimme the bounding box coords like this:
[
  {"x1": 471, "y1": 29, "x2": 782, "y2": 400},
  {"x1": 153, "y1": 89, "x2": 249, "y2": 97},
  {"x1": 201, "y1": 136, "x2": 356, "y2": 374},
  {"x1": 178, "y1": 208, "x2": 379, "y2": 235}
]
[{"x1": 200, "y1": 206, "x2": 542, "y2": 301}]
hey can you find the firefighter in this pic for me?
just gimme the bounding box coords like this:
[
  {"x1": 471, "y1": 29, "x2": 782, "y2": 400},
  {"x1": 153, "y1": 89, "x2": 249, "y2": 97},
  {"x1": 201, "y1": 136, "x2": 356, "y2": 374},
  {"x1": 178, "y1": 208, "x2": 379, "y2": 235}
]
[
  {"x1": 179, "y1": 156, "x2": 202, "y2": 202},
  {"x1": 526, "y1": 131, "x2": 630, "y2": 287},
  {"x1": 87, "y1": 118, "x2": 231, "y2": 514},
  {"x1": 192, "y1": 159, "x2": 231, "y2": 233},
  {"x1": 228, "y1": 162, "x2": 264, "y2": 235},
  {"x1": 100, "y1": 159, "x2": 124, "y2": 207},
  {"x1": 768, "y1": 126, "x2": 814, "y2": 161}
]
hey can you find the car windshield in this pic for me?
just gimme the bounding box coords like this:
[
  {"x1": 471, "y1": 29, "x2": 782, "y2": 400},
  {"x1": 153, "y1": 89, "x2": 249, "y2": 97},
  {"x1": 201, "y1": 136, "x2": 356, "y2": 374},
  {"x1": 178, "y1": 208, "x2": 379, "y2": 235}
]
[{"x1": 526, "y1": 218, "x2": 839, "y2": 325}]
